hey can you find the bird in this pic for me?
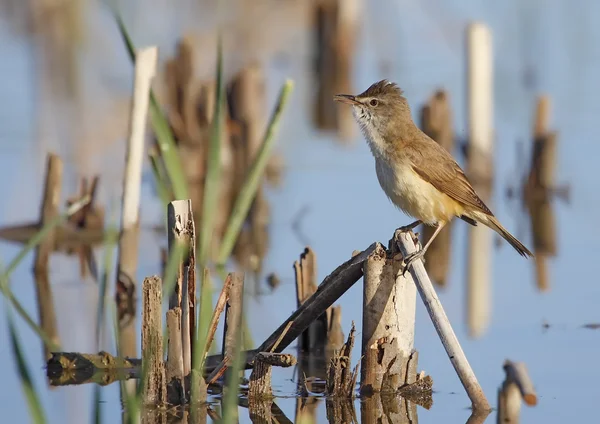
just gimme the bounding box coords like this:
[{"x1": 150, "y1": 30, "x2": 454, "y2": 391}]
[{"x1": 334, "y1": 80, "x2": 533, "y2": 272}]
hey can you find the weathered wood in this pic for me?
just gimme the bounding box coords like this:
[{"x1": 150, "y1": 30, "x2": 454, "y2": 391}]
[
  {"x1": 222, "y1": 272, "x2": 245, "y2": 362},
  {"x1": 181, "y1": 268, "x2": 191, "y2": 376},
  {"x1": 419, "y1": 89, "x2": 455, "y2": 286},
  {"x1": 498, "y1": 360, "x2": 538, "y2": 423},
  {"x1": 116, "y1": 46, "x2": 158, "y2": 363},
  {"x1": 256, "y1": 243, "x2": 377, "y2": 357},
  {"x1": 502, "y1": 360, "x2": 537, "y2": 405},
  {"x1": 295, "y1": 247, "x2": 326, "y2": 355},
  {"x1": 141, "y1": 276, "x2": 166, "y2": 404},
  {"x1": 47, "y1": 351, "x2": 139, "y2": 371},
  {"x1": 167, "y1": 199, "x2": 196, "y2": 375},
  {"x1": 248, "y1": 352, "x2": 296, "y2": 399},
  {"x1": 201, "y1": 274, "x2": 233, "y2": 370},
  {"x1": 208, "y1": 243, "x2": 377, "y2": 380},
  {"x1": 326, "y1": 322, "x2": 359, "y2": 398},
  {"x1": 166, "y1": 308, "x2": 185, "y2": 403},
  {"x1": 361, "y1": 241, "x2": 416, "y2": 394},
  {"x1": 46, "y1": 349, "x2": 250, "y2": 379},
  {"x1": 466, "y1": 22, "x2": 493, "y2": 339},
  {"x1": 397, "y1": 229, "x2": 490, "y2": 411},
  {"x1": 0, "y1": 222, "x2": 109, "y2": 249},
  {"x1": 33, "y1": 153, "x2": 63, "y2": 360}
]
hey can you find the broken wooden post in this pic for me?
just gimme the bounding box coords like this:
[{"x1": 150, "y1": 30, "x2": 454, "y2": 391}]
[
  {"x1": 166, "y1": 308, "x2": 185, "y2": 404},
  {"x1": 141, "y1": 276, "x2": 166, "y2": 404},
  {"x1": 248, "y1": 352, "x2": 296, "y2": 399},
  {"x1": 361, "y1": 241, "x2": 416, "y2": 394},
  {"x1": 167, "y1": 199, "x2": 196, "y2": 376},
  {"x1": 397, "y1": 229, "x2": 490, "y2": 411},
  {"x1": 115, "y1": 45, "x2": 158, "y2": 362},
  {"x1": 295, "y1": 247, "x2": 342, "y2": 382},
  {"x1": 466, "y1": 22, "x2": 493, "y2": 339},
  {"x1": 208, "y1": 243, "x2": 377, "y2": 380},
  {"x1": 419, "y1": 90, "x2": 454, "y2": 287},
  {"x1": 326, "y1": 322, "x2": 359, "y2": 397},
  {"x1": 220, "y1": 272, "x2": 244, "y2": 400},
  {"x1": 497, "y1": 360, "x2": 537, "y2": 423},
  {"x1": 222, "y1": 272, "x2": 244, "y2": 360},
  {"x1": 33, "y1": 152, "x2": 62, "y2": 360},
  {"x1": 313, "y1": 0, "x2": 359, "y2": 140}
]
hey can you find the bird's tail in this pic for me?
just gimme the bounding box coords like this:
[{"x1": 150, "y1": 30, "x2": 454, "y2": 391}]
[{"x1": 481, "y1": 215, "x2": 533, "y2": 258}]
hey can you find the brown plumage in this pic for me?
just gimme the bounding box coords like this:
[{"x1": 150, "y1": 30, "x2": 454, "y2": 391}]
[{"x1": 334, "y1": 80, "x2": 533, "y2": 262}]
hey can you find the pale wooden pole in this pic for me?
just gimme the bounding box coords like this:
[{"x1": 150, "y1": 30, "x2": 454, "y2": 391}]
[
  {"x1": 115, "y1": 46, "x2": 157, "y2": 408},
  {"x1": 361, "y1": 243, "x2": 417, "y2": 393},
  {"x1": 466, "y1": 22, "x2": 493, "y2": 338},
  {"x1": 397, "y1": 230, "x2": 490, "y2": 411}
]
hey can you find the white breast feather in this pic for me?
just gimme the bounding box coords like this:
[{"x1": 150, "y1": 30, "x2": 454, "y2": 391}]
[{"x1": 357, "y1": 110, "x2": 456, "y2": 224}]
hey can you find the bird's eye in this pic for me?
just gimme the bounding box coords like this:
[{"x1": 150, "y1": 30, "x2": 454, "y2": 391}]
[{"x1": 369, "y1": 99, "x2": 378, "y2": 107}]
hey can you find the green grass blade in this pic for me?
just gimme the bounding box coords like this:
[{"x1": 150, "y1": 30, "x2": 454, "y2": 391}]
[
  {"x1": 0, "y1": 284, "x2": 58, "y2": 351},
  {"x1": 111, "y1": 300, "x2": 139, "y2": 424},
  {"x1": 216, "y1": 79, "x2": 294, "y2": 265},
  {"x1": 6, "y1": 304, "x2": 47, "y2": 424},
  {"x1": 113, "y1": 11, "x2": 188, "y2": 200},
  {"x1": 92, "y1": 212, "x2": 118, "y2": 424},
  {"x1": 148, "y1": 150, "x2": 173, "y2": 204},
  {"x1": 192, "y1": 35, "x2": 224, "y2": 403},
  {"x1": 197, "y1": 34, "x2": 224, "y2": 269},
  {"x1": 221, "y1": 309, "x2": 244, "y2": 424}
]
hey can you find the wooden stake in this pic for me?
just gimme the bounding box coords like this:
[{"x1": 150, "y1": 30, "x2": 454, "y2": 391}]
[
  {"x1": 115, "y1": 45, "x2": 158, "y2": 360},
  {"x1": 222, "y1": 272, "x2": 245, "y2": 361},
  {"x1": 33, "y1": 153, "x2": 63, "y2": 360},
  {"x1": 141, "y1": 276, "x2": 166, "y2": 404},
  {"x1": 361, "y1": 243, "x2": 416, "y2": 394},
  {"x1": 166, "y1": 308, "x2": 185, "y2": 403},
  {"x1": 248, "y1": 352, "x2": 296, "y2": 399},
  {"x1": 167, "y1": 199, "x2": 196, "y2": 375},
  {"x1": 498, "y1": 359, "x2": 537, "y2": 423},
  {"x1": 466, "y1": 22, "x2": 493, "y2": 339},
  {"x1": 397, "y1": 230, "x2": 490, "y2": 411},
  {"x1": 208, "y1": 243, "x2": 378, "y2": 379}
]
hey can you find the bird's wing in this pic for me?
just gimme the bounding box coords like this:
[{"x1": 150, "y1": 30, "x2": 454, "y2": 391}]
[{"x1": 409, "y1": 141, "x2": 493, "y2": 216}]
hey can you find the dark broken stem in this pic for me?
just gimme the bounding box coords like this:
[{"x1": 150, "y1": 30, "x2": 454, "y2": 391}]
[
  {"x1": 199, "y1": 274, "x2": 233, "y2": 371},
  {"x1": 209, "y1": 243, "x2": 377, "y2": 379}
]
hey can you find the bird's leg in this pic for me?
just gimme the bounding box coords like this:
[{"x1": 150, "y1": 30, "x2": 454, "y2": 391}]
[
  {"x1": 402, "y1": 222, "x2": 445, "y2": 276},
  {"x1": 398, "y1": 220, "x2": 422, "y2": 232}
]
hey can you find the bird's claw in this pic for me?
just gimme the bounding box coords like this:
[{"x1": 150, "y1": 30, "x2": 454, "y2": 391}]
[{"x1": 401, "y1": 250, "x2": 426, "y2": 276}]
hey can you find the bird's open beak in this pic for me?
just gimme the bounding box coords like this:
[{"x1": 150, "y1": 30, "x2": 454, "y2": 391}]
[{"x1": 333, "y1": 94, "x2": 360, "y2": 105}]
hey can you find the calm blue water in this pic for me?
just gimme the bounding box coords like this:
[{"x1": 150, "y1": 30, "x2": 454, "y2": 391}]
[{"x1": 1, "y1": 0, "x2": 599, "y2": 423}]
